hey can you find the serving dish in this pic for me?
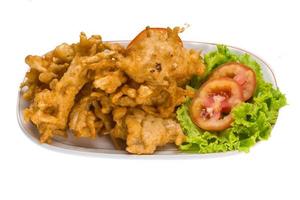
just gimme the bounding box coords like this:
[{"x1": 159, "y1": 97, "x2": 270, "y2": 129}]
[{"x1": 17, "y1": 41, "x2": 277, "y2": 157}]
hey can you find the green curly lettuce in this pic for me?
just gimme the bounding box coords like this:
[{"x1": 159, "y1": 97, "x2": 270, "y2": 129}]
[{"x1": 177, "y1": 45, "x2": 286, "y2": 153}]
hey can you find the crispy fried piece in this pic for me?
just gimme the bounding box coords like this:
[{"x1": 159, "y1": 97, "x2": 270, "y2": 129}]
[
  {"x1": 103, "y1": 42, "x2": 126, "y2": 54},
  {"x1": 109, "y1": 81, "x2": 194, "y2": 118},
  {"x1": 20, "y1": 32, "x2": 110, "y2": 101},
  {"x1": 21, "y1": 68, "x2": 43, "y2": 101},
  {"x1": 111, "y1": 107, "x2": 128, "y2": 140},
  {"x1": 21, "y1": 29, "x2": 203, "y2": 154},
  {"x1": 24, "y1": 56, "x2": 90, "y2": 142},
  {"x1": 147, "y1": 80, "x2": 194, "y2": 118},
  {"x1": 74, "y1": 32, "x2": 102, "y2": 56},
  {"x1": 93, "y1": 69, "x2": 127, "y2": 93},
  {"x1": 69, "y1": 95, "x2": 101, "y2": 138},
  {"x1": 24, "y1": 49, "x2": 119, "y2": 142},
  {"x1": 21, "y1": 44, "x2": 74, "y2": 100},
  {"x1": 113, "y1": 27, "x2": 203, "y2": 119},
  {"x1": 92, "y1": 97, "x2": 114, "y2": 133},
  {"x1": 125, "y1": 109, "x2": 185, "y2": 154},
  {"x1": 119, "y1": 27, "x2": 205, "y2": 86},
  {"x1": 53, "y1": 43, "x2": 75, "y2": 63},
  {"x1": 69, "y1": 90, "x2": 114, "y2": 138}
]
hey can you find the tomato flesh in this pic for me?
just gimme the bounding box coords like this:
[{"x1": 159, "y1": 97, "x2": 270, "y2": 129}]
[
  {"x1": 190, "y1": 78, "x2": 243, "y2": 131},
  {"x1": 209, "y1": 63, "x2": 256, "y2": 101}
]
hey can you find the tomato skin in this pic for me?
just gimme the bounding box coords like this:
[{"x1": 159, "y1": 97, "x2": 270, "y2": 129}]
[
  {"x1": 190, "y1": 78, "x2": 243, "y2": 131},
  {"x1": 127, "y1": 27, "x2": 182, "y2": 50},
  {"x1": 209, "y1": 62, "x2": 256, "y2": 101}
]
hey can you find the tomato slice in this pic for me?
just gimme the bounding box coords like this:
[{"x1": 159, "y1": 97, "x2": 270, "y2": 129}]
[
  {"x1": 127, "y1": 27, "x2": 182, "y2": 50},
  {"x1": 190, "y1": 78, "x2": 243, "y2": 131},
  {"x1": 209, "y1": 63, "x2": 256, "y2": 101}
]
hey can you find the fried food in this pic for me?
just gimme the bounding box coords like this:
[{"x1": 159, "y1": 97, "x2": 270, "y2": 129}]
[
  {"x1": 24, "y1": 56, "x2": 90, "y2": 142},
  {"x1": 120, "y1": 27, "x2": 205, "y2": 86},
  {"x1": 69, "y1": 93, "x2": 105, "y2": 138},
  {"x1": 20, "y1": 27, "x2": 205, "y2": 154},
  {"x1": 23, "y1": 33, "x2": 121, "y2": 143},
  {"x1": 125, "y1": 109, "x2": 185, "y2": 154},
  {"x1": 93, "y1": 69, "x2": 127, "y2": 94}
]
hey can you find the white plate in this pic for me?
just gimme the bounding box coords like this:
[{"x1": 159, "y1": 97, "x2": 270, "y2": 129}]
[{"x1": 17, "y1": 41, "x2": 278, "y2": 158}]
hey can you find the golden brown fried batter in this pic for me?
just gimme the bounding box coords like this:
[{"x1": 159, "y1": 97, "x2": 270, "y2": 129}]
[
  {"x1": 125, "y1": 109, "x2": 185, "y2": 154},
  {"x1": 21, "y1": 27, "x2": 205, "y2": 154},
  {"x1": 93, "y1": 69, "x2": 127, "y2": 94},
  {"x1": 111, "y1": 107, "x2": 128, "y2": 140},
  {"x1": 119, "y1": 27, "x2": 205, "y2": 86},
  {"x1": 115, "y1": 27, "x2": 203, "y2": 118},
  {"x1": 22, "y1": 33, "x2": 122, "y2": 143},
  {"x1": 69, "y1": 95, "x2": 102, "y2": 138},
  {"x1": 21, "y1": 33, "x2": 104, "y2": 101},
  {"x1": 24, "y1": 56, "x2": 89, "y2": 142}
]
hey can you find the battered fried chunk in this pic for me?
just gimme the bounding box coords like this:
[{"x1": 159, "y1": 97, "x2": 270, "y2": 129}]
[
  {"x1": 125, "y1": 109, "x2": 185, "y2": 154},
  {"x1": 21, "y1": 28, "x2": 204, "y2": 154},
  {"x1": 22, "y1": 33, "x2": 122, "y2": 143},
  {"x1": 24, "y1": 56, "x2": 89, "y2": 142},
  {"x1": 119, "y1": 27, "x2": 204, "y2": 86}
]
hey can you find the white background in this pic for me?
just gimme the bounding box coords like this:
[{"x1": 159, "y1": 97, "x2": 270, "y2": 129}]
[{"x1": 0, "y1": 0, "x2": 299, "y2": 199}]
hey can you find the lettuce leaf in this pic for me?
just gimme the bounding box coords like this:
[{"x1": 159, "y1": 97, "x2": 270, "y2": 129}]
[{"x1": 177, "y1": 45, "x2": 286, "y2": 153}]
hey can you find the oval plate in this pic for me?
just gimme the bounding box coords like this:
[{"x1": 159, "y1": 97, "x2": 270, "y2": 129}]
[{"x1": 17, "y1": 41, "x2": 277, "y2": 157}]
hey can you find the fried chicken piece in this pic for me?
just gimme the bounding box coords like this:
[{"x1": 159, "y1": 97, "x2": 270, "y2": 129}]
[
  {"x1": 20, "y1": 33, "x2": 102, "y2": 101},
  {"x1": 21, "y1": 29, "x2": 201, "y2": 154},
  {"x1": 20, "y1": 68, "x2": 43, "y2": 101},
  {"x1": 21, "y1": 51, "x2": 71, "y2": 100},
  {"x1": 111, "y1": 107, "x2": 128, "y2": 140},
  {"x1": 24, "y1": 56, "x2": 90, "y2": 142},
  {"x1": 125, "y1": 109, "x2": 185, "y2": 154},
  {"x1": 53, "y1": 43, "x2": 75, "y2": 63},
  {"x1": 110, "y1": 27, "x2": 203, "y2": 119},
  {"x1": 93, "y1": 69, "x2": 127, "y2": 94},
  {"x1": 24, "y1": 48, "x2": 119, "y2": 143},
  {"x1": 103, "y1": 42, "x2": 126, "y2": 54},
  {"x1": 75, "y1": 32, "x2": 103, "y2": 56},
  {"x1": 91, "y1": 93, "x2": 114, "y2": 133},
  {"x1": 69, "y1": 95, "x2": 102, "y2": 138},
  {"x1": 109, "y1": 80, "x2": 194, "y2": 118},
  {"x1": 68, "y1": 90, "x2": 114, "y2": 138},
  {"x1": 119, "y1": 27, "x2": 205, "y2": 86}
]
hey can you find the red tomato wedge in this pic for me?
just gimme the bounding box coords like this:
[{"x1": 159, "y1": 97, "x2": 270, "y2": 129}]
[
  {"x1": 190, "y1": 78, "x2": 243, "y2": 131},
  {"x1": 209, "y1": 63, "x2": 256, "y2": 101},
  {"x1": 126, "y1": 27, "x2": 182, "y2": 50}
]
